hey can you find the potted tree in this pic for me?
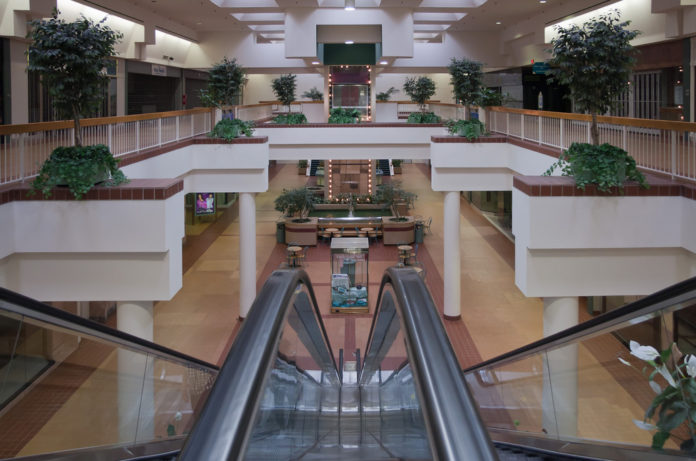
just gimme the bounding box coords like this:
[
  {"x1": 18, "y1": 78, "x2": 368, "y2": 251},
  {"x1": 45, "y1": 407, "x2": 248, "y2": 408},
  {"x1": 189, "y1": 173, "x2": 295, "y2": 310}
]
[
  {"x1": 448, "y1": 57, "x2": 483, "y2": 120},
  {"x1": 392, "y1": 159, "x2": 402, "y2": 174},
  {"x1": 403, "y1": 76, "x2": 440, "y2": 123},
  {"x1": 544, "y1": 11, "x2": 646, "y2": 192},
  {"x1": 272, "y1": 74, "x2": 307, "y2": 124},
  {"x1": 298, "y1": 160, "x2": 308, "y2": 175},
  {"x1": 275, "y1": 187, "x2": 319, "y2": 245},
  {"x1": 375, "y1": 182, "x2": 417, "y2": 244},
  {"x1": 28, "y1": 10, "x2": 128, "y2": 200},
  {"x1": 202, "y1": 56, "x2": 254, "y2": 139}
]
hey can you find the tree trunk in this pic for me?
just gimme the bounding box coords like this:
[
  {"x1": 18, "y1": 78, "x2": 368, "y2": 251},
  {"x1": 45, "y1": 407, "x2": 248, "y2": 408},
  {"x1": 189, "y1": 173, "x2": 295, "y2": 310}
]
[
  {"x1": 590, "y1": 114, "x2": 599, "y2": 146},
  {"x1": 73, "y1": 115, "x2": 82, "y2": 147}
]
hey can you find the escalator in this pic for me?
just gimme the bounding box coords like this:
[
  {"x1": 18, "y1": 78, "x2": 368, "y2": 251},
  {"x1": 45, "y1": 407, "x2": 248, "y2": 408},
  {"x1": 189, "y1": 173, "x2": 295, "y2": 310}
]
[
  {"x1": 3, "y1": 270, "x2": 696, "y2": 460},
  {"x1": 0, "y1": 288, "x2": 219, "y2": 460}
]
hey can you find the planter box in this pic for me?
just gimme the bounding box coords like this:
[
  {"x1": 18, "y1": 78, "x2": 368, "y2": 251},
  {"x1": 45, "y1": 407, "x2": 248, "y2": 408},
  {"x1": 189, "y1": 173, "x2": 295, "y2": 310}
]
[
  {"x1": 313, "y1": 203, "x2": 349, "y2": 211},
  {"x1": 298, "y1": 167, "x2": 307, "y2": 175},
  {"x1": 355, "y1": 204, "x2": 387, "y2": 210},
  {"x1": 284, "y1": 217, "x2": 318, "y2": 246},
  {"x1": 383, "y1": 216, "x2": 415, "y2": 245}
]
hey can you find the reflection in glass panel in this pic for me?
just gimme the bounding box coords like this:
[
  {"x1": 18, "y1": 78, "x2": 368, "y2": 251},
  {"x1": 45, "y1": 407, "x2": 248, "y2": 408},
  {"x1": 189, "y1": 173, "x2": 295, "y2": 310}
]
[
  {"x1": 245, "y1": 287, "x2": 339, "y2": 460},
  {"x1": 464, "y1": 297, "x2": 696, "y2": 455},
  {"x1": 0, "y1": 309, "x2": 217, "y2": 458},
  {"x1": 361, "y1": 289, "x2": 431, "y2": 459}
]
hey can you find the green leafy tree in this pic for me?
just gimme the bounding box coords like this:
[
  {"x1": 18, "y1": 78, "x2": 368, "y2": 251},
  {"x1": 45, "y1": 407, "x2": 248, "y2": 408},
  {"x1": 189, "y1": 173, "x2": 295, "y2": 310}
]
[
  {"x1": 272, "y1": 74, "x2": 298, "y2": 112},
  {"x1": 403, "y1": 76, "x2": 436, "y2": 112},
  {"x1": 548, "y1": 11, "x2": 639, "y2": 145},
  {"x1": 375, "y1": 181, "x2": 417, "y2": 219},
  {"x1": 274, "y1": 187, "x2": 317, "y2": 220},
  {"x1": 202, "y1": 57, "x2": 247, "y2": 107},
  {"x1": 376, "y1": 87, "x2": 398, "y2": 102},
  {"x1": 27, "y1": 10, "x2": 122, "y2": 147},
  {"x1": 448, "y1": 58, "x2": 483, "y2": 115}
]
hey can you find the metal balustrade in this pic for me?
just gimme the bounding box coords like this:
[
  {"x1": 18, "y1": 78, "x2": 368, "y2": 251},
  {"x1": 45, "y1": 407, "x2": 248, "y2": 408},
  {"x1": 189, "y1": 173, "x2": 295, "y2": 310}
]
[
  {"x1": 0, "y1": 108, "x2": 213, "y2": 185},
  {"x1": 488, "y1": 106, "x2": 696, "y2": 181}
]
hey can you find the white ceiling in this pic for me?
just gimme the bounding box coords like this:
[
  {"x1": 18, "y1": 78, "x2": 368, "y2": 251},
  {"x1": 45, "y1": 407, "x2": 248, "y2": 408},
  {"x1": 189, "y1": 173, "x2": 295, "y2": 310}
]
[{"x1": 84, "y1": 0, "x2": 616, "y2": 43}]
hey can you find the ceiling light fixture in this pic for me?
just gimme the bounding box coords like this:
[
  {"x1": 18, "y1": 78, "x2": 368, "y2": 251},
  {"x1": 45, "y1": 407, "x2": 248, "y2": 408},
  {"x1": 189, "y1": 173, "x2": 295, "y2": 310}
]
[
  {"x1": 345, "y1": 40, "x2": 354, "y2": 44},
  {"x1": 496, "y1": 21, "x2": 502, "y2": 25},
  {"x1": 539, "y1": 0, "x2": 547, "y2": 3},
  {"x1": 345, "y1": 0, "x2": 355, "y2": 11},
  {"x1": 312, "y1": 61, "x2": 320, "y2": 65},
  {"x1": 379, "y1": 60, "x2": 388, "y2": 65}
]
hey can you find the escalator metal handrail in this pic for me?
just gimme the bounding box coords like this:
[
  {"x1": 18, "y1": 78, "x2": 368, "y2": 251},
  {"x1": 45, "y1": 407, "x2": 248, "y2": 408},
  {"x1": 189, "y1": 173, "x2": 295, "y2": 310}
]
[
  {"x1": 0, "y1": 286, "x2": 217, "y2": 371},
  {"x1": 178, "y1": 269, "x2": 339, "y2": 461},
  {"x1": 463, "y1": 275, "x2": 696, "y2": 374},
  {"x1": 362, "y1": 267, "x2": 498, "y2": 461}
]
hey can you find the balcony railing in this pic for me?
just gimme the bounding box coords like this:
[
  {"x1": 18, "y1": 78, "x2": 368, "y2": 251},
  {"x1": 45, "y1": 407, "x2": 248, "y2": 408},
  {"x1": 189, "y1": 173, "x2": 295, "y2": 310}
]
[
  {"x1": 488, "y1": 106, "x2": 696, "y2": 182},
  {"x1": 0, "y1": 108, "x2": 214, "y2": 186}
]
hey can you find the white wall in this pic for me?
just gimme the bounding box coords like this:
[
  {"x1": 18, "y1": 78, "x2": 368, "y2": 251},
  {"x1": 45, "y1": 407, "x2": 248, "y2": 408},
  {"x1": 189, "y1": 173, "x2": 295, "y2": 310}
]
[
  {"x1": 245, "y1": 74, "x2": 325, "y2": 105},
  {"x1": 374, "y1": 73, "x2": 454, "y2": 104}
]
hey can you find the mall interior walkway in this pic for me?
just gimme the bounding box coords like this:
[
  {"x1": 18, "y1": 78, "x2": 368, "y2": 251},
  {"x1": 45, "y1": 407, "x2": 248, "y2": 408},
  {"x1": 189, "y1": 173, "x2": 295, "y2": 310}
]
[{"x1": 0, "y1": 162, "x2": 660, "y2": 457}]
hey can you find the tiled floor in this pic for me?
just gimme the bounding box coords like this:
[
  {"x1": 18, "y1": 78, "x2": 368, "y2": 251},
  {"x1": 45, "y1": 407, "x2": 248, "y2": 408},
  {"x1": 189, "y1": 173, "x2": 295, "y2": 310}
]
[{"x1": 2, "y1": 162, "x2": 664, "y2": 456}]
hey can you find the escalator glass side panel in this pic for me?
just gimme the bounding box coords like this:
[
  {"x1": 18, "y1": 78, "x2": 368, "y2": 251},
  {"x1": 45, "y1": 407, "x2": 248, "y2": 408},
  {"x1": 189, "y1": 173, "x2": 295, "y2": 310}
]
[
  {"x1": 465, "y1": 296, "x2": 696, "y2": 456},
  {"x1": 361, "y1": 288, "x2": 432, "y2": 460},
  {"x1": 244, "y1": 285, "x2": 340, "y2": 460},
  {"x1": 0, "y1": 307, "x2": 216, "y2": 459}
]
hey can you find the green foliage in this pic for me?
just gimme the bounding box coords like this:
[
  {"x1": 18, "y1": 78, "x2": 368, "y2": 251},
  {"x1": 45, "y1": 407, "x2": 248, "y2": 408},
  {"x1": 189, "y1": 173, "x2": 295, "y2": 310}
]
[
  {"x1": 298, "y1": 160, "x2": 308, "y2": 168},
  {"x1": 328, "y1": 107, "x2": 361, "y2": 124},
  {"x1": 548, "y1": 11, "x2": 639, "y2": 145},
  {"x1": 274, "y1": 187, "x2": 318, "y2": 220},
  {"x1": 376, "y1": 87, "x2": 399, "y2": 102},
  {"x1": 302, "y1": 87, "x2": 323, "y2": 101},
  {"x1": 479, "y1": 88, "x2": 508, "y2": 108},
  {"x1": 208, "y1": 118, "x2": 254, "y2": 140},
  {"x1": 445, "y1": 119, "x2": 486, "y2": 140},
  {"x1": 407, "y1": 112, "x2": 441, "y2": 124},
  {"x1": 204, "y1": 57, "x2": 247, "y2": 107},
  {"x1": 374, "y1": 181, "x2": 417, "y2": 219},
  {"x1": 273, "y1": 113, "x2": 307, "y2": 124},
  {"x1": 30, "y1": 145, "x2": 128, "y2": 200},
  {"x1": 403, "y1": 76, "x2": 436, "y2": 111},
  {"x1": 391, "y1": 159, "x2": 402, "y2": 167},
  {"x1": 620, "y1": 341, "x2": 696, "y2": 452},
  {"x1": 543, "y1": 142, "x2": 647, "y2": 192},
  {"x1": 448, "y1": 58, "x2": 483, "y2": 109},
  {"x1": 272, "y1": 74, "x2": 297, "y2": 109},
  {"x1": 27, "y1": 9, "x2": 122, "y2": 147}
]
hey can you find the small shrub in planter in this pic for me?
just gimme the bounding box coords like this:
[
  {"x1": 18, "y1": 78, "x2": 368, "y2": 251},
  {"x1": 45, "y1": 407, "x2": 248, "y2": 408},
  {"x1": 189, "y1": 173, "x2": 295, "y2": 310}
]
[
  {"x1": 445, "y1": 119, "x2": 486, "y2": 140},
  {"x1": 329, "y1": 107, "x2": 361, "y2": 124},
  {"x1": 376, "y1": 87, "x2": 398, "y2": 102},
  {"x1": 272, "y1": 74, "x2": 297, "y2": 112},
  {"x1": 31, "y1": 145, "x2": 127, "y2": 199},
  {"x1": 375, "y1": 181, "x2": 417, "y2": 219},
  {"x1": 209, "y1": 115, "x2": 254, "y2": 140},
  {"x1": 543, "y1": 142, "x2": 648, "y2": 192},
  {"x1": 273, "y1": 113, "x2": 308, "y2": 124},
  {"x1": 407, "y1": 112, "x2": 441, "y2": 124},
  {"x1": 302, "y1": 87, "x2": 323, "y2": 101},
  {"x1": 298, "y1": 159, "x2": 308, "y2": 175}
]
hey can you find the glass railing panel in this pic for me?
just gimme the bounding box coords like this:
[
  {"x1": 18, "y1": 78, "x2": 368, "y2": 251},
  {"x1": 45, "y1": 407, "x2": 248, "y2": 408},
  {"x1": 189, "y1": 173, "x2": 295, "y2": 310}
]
[
  {"x1": 465, "y1": 295, "x2": 696, "y2": 455},
  {"x1": 0, "y1": 309, "x2": 217, "y2": 458},
  {"x1": 360, "y1": 288, "x2": 431, "y2": 459},
  {"x1": 244, "y1": 285, "x2": 340, "y2": 460}
]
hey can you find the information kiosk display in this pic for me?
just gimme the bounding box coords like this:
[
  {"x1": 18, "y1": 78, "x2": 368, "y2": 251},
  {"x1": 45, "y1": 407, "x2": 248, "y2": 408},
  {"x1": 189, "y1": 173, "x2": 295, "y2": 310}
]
[{"x1": 330, "y1": 238, "x2": 369, "y2": 313}]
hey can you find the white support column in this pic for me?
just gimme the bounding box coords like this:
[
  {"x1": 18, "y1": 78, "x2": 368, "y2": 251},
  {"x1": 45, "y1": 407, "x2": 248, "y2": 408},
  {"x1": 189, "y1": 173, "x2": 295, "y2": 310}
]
[
  {"x1": 443, "y1": 191, "x2": 461, "y2": 320},
  {"x1": 116, "y1": 301, "x2": 155, "y2": 443},
  {"x1": 541, "y1": 296, "x2": 579, "y2": 438},
  {"x1": 239, "y1": 192, "x2": 257, "y2": 319}
]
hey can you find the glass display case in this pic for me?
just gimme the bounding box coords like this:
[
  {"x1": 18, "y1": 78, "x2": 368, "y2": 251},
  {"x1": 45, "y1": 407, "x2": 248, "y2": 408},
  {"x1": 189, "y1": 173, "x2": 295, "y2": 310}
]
[{"x1": 330, "y1": 238, "x2": 369, "y2": 313}]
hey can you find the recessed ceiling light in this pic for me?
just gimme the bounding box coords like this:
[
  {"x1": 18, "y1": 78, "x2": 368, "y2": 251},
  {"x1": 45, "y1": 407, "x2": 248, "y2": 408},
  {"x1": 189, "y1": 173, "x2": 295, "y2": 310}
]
[
  {"x1": 496, "y1": 21, "x2": 501, "y2": 25},
  {"x1": 379, "y1": 60, "x2": 388, "y2": 65},
  {"x1": 345, "y1": 40, "x2": 354, "y2": 44},
  {"x1": 344, "y1": 0, "x2": 355, "y2": 10},
  {"x1": 539, "y1": 0, "x2": 547, "y2": 3},
  {"x1": 311, "y1": 61, "x2": 320, "y2": 65}
]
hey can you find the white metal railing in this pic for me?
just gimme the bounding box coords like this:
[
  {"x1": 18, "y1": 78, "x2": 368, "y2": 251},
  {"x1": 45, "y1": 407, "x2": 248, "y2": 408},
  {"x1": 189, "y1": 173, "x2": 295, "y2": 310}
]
[
  {"x1": 488, "y1": 107, "x2": 696, "y2": 182},
  {"x1": 0, "y1": 108, "x2": 213, "y2": 186}
]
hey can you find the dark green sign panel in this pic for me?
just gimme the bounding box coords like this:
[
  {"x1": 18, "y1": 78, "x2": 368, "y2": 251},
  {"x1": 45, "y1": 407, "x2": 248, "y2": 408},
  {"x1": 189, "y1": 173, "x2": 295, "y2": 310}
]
[{"x1": 319, "y1": 43, "x2": 380, "y2": 65}]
